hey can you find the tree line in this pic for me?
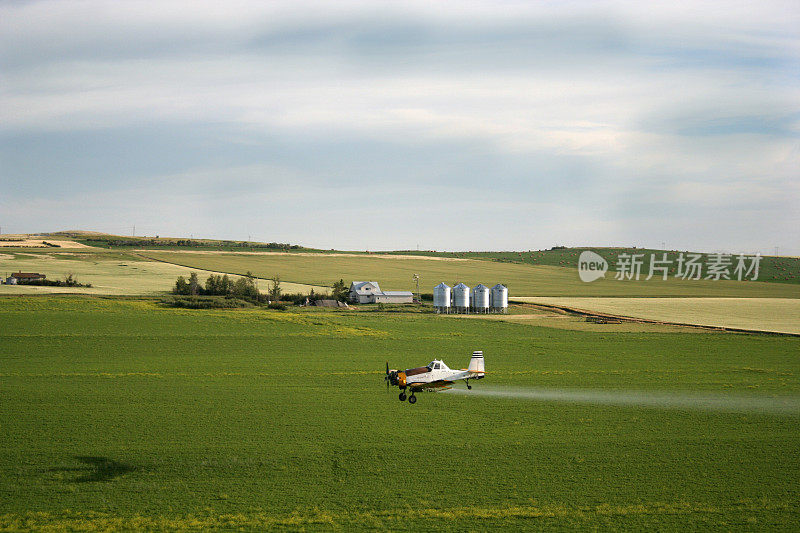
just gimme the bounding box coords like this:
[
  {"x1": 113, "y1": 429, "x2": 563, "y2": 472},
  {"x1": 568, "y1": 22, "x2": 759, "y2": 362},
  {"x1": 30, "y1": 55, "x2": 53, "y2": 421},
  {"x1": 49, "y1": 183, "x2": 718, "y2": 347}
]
[
  {"x1": 173, "y1": 271, "x2": 277, "y2": 302},
  {"x1": 87, "y1": 238, "x2": 301, "y2": 250},
  {"x1": 171, "y1": 274, "x2": 351, "y2": 306}
]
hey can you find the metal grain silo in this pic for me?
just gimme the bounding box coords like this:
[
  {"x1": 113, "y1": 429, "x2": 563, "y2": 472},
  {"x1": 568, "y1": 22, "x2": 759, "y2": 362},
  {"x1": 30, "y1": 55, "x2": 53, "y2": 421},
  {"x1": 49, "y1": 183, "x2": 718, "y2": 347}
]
[
  {"x1": 472, "y1": 284, "x2": 490, "y2": 313},
  {"x1": 453, "y1": 283, "x2": 471, "y2": 313},
  {"x1": 490, "y1": 284, "x2": 508, "y2": 313},
  {"x1": 433, "y1": 282, "x2": 451, "y2": 313}
]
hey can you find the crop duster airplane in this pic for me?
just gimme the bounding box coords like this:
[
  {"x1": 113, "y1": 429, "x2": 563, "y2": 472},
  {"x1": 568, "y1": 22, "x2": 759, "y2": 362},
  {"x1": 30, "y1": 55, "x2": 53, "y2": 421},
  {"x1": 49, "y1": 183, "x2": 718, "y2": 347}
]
[{"x1": 384, "y1": 351, "x2": 485, "y2": 404}]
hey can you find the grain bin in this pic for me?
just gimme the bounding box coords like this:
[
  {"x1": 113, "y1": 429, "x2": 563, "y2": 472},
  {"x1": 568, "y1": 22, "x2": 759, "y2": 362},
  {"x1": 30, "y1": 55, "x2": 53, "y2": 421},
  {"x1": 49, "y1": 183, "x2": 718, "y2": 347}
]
[
  {"x1": 453, "y1": 283, "x2": 471, "y2": 313},
  {"x1": 433, "y1": 282, "x2": 451, "y2": 313},
  {"x1": 490, "y1": 283, "x2": 508, "y2": 313},
  {"x1": 472, "y1": 284, "x2": 490, "y2": 313}
]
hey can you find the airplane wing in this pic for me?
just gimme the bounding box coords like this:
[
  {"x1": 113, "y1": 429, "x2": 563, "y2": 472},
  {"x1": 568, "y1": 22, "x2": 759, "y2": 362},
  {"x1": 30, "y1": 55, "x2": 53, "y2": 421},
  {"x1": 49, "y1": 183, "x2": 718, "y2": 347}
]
[{"x1": 408, "y1": 380, "x2": 453, "y2": 391}]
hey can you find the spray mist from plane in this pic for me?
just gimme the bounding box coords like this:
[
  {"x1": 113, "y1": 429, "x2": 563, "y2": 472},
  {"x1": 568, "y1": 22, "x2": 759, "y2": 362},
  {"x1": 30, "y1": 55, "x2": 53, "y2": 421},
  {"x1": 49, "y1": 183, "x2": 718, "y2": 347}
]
[{"x1": 445, "y1": 386, "x2": 800, "y2": 416}]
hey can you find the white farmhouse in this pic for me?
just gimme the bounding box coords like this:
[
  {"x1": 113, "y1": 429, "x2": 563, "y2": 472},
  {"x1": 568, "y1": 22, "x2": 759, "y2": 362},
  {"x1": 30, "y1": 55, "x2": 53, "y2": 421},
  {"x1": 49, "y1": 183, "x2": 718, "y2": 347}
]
[{"x1": 349, "y1": 281, "x2": 413, "y2": 304}]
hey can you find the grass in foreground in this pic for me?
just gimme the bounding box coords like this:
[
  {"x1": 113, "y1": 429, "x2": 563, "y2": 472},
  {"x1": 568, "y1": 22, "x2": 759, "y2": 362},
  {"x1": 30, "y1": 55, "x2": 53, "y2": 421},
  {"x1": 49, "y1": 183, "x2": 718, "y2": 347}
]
[{"x1": 1, "y1": 297, "x2": 798, "y2": 530}]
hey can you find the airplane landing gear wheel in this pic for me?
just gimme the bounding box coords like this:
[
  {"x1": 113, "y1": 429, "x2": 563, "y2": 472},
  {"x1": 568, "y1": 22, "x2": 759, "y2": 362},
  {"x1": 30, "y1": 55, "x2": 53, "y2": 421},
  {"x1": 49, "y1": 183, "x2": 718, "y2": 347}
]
[
  {"x1": 467, "y1": 384, "x2": 472, "y2": 390},
  {"x1": 399, "y1": 392, "x2": 407, "y2": 401},
  {"x1": 408, "y1": 395, "x2": 417, "y2": 404}
]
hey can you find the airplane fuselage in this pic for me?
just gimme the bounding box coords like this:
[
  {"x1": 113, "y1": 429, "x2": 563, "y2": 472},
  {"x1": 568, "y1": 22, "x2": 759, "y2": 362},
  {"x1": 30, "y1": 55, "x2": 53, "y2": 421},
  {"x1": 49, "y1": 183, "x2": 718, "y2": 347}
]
[{"x1": 385, "y1": 352, "x2": 485, "y2": 403}]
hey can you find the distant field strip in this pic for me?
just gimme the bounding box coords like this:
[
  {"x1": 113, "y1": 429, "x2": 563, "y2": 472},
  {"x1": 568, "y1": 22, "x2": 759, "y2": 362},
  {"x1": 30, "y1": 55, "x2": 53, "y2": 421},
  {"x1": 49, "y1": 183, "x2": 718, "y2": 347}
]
[
  {"x1": 0, "y1": 253, "x2": 325, "y2": 295},
  {"x1": 0, "y1": 239, "x2": 95, "y2": 248},
  {"x1": 447, "y1": 387, "x2": 800, "y2": 416},
  {"x1": 135, "y1": 249, "x2": 471, "y2": 261},
  {"x1": 513, "y1": 297, "x2": 800, "y2": 334},
  {"x1": 140, "y1": 251, "x2": 800, "y2": 298}
]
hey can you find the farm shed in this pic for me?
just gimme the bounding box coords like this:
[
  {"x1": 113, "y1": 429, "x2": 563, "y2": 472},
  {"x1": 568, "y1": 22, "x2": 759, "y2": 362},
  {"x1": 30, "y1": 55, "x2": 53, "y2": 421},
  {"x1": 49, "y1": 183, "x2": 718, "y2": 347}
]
[
  {"x1": 373, "y1": 291, "x2": 414, "y2": 304},
  {"x1": 9, "y1": 272, "x2": 46, "y2": 283}
]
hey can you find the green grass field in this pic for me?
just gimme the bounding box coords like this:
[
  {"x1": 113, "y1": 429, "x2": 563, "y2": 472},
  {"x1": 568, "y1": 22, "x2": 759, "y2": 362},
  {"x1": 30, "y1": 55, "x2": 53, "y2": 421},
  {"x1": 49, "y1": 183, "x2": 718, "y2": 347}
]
[
  {"x1": 1, "y1": 297, "x2": 798, "y2": 530},
  {"x1": 380, "y1": 248, "x2": 800, "y2": 285},
  {"x1": 139, "y1": 251, "x2": 800, "y2": 298}
]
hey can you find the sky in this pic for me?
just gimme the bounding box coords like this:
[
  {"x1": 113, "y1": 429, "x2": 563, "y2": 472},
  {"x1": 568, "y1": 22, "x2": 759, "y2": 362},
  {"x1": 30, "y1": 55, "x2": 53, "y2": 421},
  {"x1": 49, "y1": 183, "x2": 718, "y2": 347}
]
[{"x1": 1, "y1": 0, "x2": 798, "y2": 253}]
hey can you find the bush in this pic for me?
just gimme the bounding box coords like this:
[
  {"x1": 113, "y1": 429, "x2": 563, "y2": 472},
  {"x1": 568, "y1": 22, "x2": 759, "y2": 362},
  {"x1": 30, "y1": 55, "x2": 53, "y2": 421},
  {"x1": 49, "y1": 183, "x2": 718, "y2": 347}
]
[
  {"x1": 281, "y1": 290, "x2": 324, "y2": 305},
  {"x1": 281, "y1": 292, "x2": 307, "y2": 305},
  {"x1": 419, "y1": 293, "x2": 434, "y2": 301},
  {"x1": 161, "y1": 296, "x2": 252, "y2": 309},
  {"x1": 331, "y1": 279, "x2": 348, "y2": 301},
  {"x1": 267, "y1": 302, "x2": 287, "y2": 310}
]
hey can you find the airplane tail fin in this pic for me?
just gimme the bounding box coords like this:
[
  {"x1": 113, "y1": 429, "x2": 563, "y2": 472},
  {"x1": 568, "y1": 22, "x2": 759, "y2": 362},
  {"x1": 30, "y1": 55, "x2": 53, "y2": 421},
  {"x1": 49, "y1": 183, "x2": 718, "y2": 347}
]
[{"x1": 468, "y1": 351, "x2": 485, "y2": 373}]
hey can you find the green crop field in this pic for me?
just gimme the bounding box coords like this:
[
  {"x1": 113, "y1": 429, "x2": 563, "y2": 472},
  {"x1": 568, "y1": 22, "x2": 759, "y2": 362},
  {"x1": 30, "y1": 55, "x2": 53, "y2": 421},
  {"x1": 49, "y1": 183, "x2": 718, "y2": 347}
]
[
  {"x1": 139, "y1": 251, "x2": 800, "y2": 298},
  {"x1": 380, "y1": 248, "x2": 800, "y2": 285},
  {"x1": 1, "y1": 297, "x2": 798, "y2": 530}
]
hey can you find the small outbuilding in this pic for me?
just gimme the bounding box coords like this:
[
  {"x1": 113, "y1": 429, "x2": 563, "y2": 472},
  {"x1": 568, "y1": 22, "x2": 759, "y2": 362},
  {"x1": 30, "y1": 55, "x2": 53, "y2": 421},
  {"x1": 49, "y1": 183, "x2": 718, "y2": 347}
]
[
  {"x1": 373, "y1": 291, "x2": 414, "y2": 304},
  {"x1": 8, "y1": 272, "x2": 46, "y2": 284}
]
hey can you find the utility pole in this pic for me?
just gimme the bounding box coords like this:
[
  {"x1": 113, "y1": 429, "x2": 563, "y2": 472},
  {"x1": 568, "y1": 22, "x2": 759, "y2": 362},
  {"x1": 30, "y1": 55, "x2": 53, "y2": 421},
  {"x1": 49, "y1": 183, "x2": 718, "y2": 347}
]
[{"x1": 132, "y1": 225, "x2": 135, "y2": 237}]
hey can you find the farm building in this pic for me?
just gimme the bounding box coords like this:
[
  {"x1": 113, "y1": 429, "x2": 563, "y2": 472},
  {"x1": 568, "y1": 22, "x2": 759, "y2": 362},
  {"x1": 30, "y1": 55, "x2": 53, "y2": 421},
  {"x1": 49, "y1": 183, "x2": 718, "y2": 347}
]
[
  {"x1": 349, "y1": 281, "x2": 382, "y2": 303},
  {"x1": 374, "y1": 291, "x2": 414, "y2": 304},
  {"x1": 8, "y1": 272, "x2": 46, "y2": 284},
  {"x1": 349, "y1": 281, "x2": 413, "y2": 304}
]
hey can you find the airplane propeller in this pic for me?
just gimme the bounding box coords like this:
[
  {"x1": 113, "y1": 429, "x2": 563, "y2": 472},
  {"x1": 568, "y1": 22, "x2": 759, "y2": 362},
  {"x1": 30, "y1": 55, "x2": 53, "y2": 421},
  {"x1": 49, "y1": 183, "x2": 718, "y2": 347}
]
[{"x1": 385, "y1": 361, "x2": 390, "y2": 389}]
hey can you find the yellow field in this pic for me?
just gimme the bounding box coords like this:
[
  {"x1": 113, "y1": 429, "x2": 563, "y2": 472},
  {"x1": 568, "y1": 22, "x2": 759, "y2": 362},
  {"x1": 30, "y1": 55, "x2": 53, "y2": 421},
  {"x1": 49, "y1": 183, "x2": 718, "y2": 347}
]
[
  {"x1": 0, "y1": 253, "x2": 326, "y2": 296},
  {"x1": 513, "y1": 297, "x2": 800, "y2": 335},
  {"x1": 0, "y1": 239, "x2": 95, "y2": 248}
]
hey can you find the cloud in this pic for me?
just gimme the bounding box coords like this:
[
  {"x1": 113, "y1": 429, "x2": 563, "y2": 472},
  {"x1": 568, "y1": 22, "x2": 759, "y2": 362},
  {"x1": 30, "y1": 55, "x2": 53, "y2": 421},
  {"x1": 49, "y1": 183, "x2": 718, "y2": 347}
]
[{"x1": 0, "y1": 0, "x2": 798, "y2": 252}]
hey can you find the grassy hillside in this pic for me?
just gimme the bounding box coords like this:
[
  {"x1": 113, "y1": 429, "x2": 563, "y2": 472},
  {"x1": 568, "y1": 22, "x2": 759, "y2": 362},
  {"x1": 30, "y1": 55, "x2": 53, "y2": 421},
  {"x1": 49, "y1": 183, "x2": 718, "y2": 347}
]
[
  {"x1": 48, "y1": 231, "x2": 307, "y2": 252},
  {"x1": 0, "y1": 297, "x2": 798, "y2": 529},
  {"x1": 382, "y1": 248, "x2": 800, "y2": 285},
  {"x1": 0, "y1": 250, "x2": 325, "y2": 295},
  {"x1": 140, "y1": 251, "x2": 800, "y2": 298},
  {"x1": 27, "y1": 233, "x2": 800, "y2": 284}
]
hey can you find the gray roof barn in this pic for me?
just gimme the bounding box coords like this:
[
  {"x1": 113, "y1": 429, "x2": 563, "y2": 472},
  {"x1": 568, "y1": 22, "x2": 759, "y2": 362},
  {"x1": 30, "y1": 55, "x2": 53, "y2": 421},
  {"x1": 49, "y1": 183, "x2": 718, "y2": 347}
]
[
  {"x1": 349, "y1": 281, "x2": 413, "y2": 304},
  {"x1": 349, "y1": 281, "x2": 382, "y2": 303}
]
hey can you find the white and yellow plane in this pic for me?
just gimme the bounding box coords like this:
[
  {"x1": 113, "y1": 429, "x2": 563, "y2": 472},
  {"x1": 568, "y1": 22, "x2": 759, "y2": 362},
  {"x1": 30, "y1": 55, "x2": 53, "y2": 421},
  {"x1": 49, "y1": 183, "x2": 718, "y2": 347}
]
[{"x1": 384, "y1": 351, "x2": 485, "y2": 404}]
